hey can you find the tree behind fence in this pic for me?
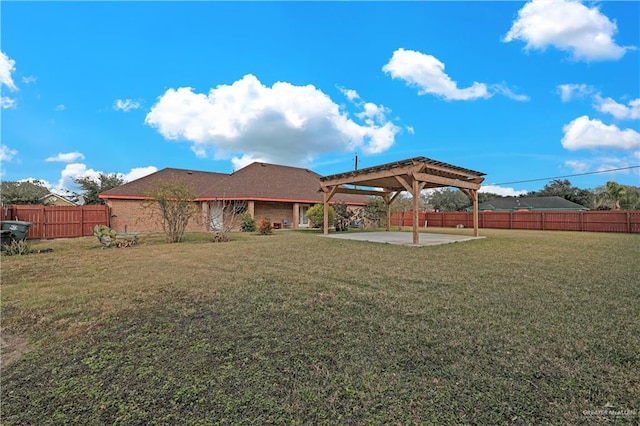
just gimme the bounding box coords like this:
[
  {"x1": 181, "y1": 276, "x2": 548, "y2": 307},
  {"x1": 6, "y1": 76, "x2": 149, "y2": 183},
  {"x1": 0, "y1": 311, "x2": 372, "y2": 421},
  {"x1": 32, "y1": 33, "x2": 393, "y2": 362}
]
[
  {"x1": 391, "y1": 211, "x2": 640, "y2": 234},
  {"x1": 1, "y1": 205, "x2": 110, "y2": 239}
]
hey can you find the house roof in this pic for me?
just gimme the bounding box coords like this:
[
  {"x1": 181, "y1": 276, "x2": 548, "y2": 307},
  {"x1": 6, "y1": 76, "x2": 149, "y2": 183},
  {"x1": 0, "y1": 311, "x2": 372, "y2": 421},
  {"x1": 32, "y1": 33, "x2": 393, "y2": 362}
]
[
  {"x1": 100, "y1": 163, "x2": 367, "y2": 205},
  {"x1": 478, "y1": 196, "x2": 589, "y2": 211},
  {"x1": 41, "y1": 192, "x2": 83, "y2": 206},
  {"x1": 100, "y1": 168, "x2": 230, "y2": 200}
]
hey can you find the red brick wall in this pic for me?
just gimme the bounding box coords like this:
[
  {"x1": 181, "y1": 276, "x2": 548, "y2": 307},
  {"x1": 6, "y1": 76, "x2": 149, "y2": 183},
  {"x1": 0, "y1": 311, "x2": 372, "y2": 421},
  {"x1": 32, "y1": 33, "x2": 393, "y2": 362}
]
[
  {"x1": 106, "y1": 199, "x2": 209, "y2": 233},
  {"x1": 254, "y1": 202, "x2": 297, "y2": 227},
  {"x1": 106, "y1": 199, "x2": 363, "y2": 233}
]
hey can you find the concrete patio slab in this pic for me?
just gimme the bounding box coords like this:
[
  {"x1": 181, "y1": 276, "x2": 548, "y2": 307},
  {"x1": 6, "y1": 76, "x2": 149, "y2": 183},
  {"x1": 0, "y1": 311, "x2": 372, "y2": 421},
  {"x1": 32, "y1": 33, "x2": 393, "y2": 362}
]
[{"x1": 321, "y1": 231, "x2": 484, "y2": 247}]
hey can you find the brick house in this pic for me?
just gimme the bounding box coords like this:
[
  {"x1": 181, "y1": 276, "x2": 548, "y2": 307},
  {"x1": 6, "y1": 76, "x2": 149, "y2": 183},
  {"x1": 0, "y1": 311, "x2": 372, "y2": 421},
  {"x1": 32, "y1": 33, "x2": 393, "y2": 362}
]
[{"x1": 99, "y1": 162, "x2": 367, "y2": 233}]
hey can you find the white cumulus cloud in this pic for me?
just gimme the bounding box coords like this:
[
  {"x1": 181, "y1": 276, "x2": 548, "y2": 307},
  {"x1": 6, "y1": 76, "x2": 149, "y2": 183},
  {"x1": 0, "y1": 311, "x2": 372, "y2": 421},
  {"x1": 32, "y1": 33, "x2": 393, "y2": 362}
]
[
  {"x1": 57, "y1": 163, "x2": 101, "y2": 190},
  {"x1": 114, "y1": 98, "x2": 141, "y2": 112},
  {"x1": 1, "y1": 96, "x2": 17, "y2": 109},
  {"x1": 145, "y1": 74, "x2": 400, "y2": 167},
  {"x1": 557, "y1": 83, "x2": 596, "y2": 102},
  {"x1": 338, "y1": 87, "x2": 360, "y2": 102},
  {"x1": 1, "y1": 51, "x2": 18, "y2": 108},
  {"x1": 0, "y1": 51, "x2": 17, "y2": 91},
  {"x1": 45, "y1": 152, "x2": 86, "y2": 163},
  {"x1": 561, "y1": 116, "x2": 640, "y2": 151},
  {"x1": 504, "y1": 0, "x2": 632, "y2": 62},
  {"x1": 382, "y1": 48, "x2": 490, "y2": 101},
  {"x1": 593, "y1": 95, "x2": 640, "y2": 120},
  {"x1": 491, "y1": 83, "x2": 530, "y2": 102},
  {"x1": 1, "y1": 145, "x2": 18, "y2": 162}
]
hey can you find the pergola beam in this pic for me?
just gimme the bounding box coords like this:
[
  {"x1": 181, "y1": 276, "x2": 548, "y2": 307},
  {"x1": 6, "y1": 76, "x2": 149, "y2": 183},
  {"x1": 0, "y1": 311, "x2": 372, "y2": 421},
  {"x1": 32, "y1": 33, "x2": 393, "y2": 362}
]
[
  {"x1": 328, "y1": 187, "x2": 391, "y2": 197},
  {"x1": 321, "y1": 163, "x2": 422, "y2": 187},
  {"x1": 412, "y1": 173, "x2": 483, "y2": 191},
  {"x1": 395, "y1": 176, "x2": 414, "y2": 193}
]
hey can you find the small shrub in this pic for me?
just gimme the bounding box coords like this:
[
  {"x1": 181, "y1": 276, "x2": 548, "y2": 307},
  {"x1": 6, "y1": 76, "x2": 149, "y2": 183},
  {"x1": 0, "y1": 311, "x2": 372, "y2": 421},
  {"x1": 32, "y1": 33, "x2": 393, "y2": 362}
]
[
  {"x1": 2, "y1": 240, "x2": 32, "y2": 256},
  {"x1": 306, "y1": 204, "x2": 336, "y2": 229},
  {"x1": 240, "y1": 213, "x2": 256, "y2": 232},
  {"x1": 256, "y1": 218, "x2": 273, "y2": 235},
  {"x1": 211, "y1": 231, "x2": 230, "y2": 243}
]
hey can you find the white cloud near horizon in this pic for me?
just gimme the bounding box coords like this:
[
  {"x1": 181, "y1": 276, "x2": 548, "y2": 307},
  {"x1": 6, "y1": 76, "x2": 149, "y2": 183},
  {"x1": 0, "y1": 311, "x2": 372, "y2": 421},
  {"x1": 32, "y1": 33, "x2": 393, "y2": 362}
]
[
  {"x1": 382, "y1": 48, "x2": 490, "y2": 101},
  {"x1": 562, "y1": 116, "x2": 640, "y2": 151},
  {"x1": 231, "y1": 154, "x2": 271, "y2": 171},
  {"x1": 557, "y1": 84, "x2": 596, "y2": 102},
  {"x1": 479, "y1": 185, "x2": 528, "y2": 197},
  {"x1": 145, "y1": 74, "x2": 400, "y2": 167},
  {"x1": 123, "y1": 166, "x2": 158, "y2": 182},
  {"x1": 565, "y1": 156, "x2": 639, "y2": 176},
  {"x1": 114, "y1": 98, "x2": 141, "y2": 112},
  {"x1": 56, "y1": 163, "x2": 157, "y2": 191},
  {"x1": 593, "y1": 95, "x2": 640, "y2": 120},
  {"x1": 45, "y1": 152, "x2": 86, "y2": 163},
  {"x1": 504, "y1": 0, "x2": 632, "y2": 62}
]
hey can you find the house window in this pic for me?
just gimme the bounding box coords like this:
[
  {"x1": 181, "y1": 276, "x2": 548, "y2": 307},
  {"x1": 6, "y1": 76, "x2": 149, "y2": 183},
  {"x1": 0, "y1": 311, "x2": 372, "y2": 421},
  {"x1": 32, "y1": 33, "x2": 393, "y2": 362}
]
[{"x1": 230, "y1": 201, "x2": 247, "y2": 215}]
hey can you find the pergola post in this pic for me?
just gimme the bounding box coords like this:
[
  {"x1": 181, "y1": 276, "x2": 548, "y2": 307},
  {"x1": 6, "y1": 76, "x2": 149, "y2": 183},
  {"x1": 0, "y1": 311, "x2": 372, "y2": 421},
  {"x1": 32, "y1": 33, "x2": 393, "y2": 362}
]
[
  {"x1": 383, "y1": 194, "x2": 391, "y2": 231},
  {"x1": 472, "y1": 189, "x2": 479, "y2": 237},
  {"x1": 412, "y1": 179, "x2": 419, "y2": 244},
  {"x1": 321, "y1": 185, "x2": 339, "y2": 235},
  {"x1": 323, "y1": 190, "x2": 329, "y2": 235}
]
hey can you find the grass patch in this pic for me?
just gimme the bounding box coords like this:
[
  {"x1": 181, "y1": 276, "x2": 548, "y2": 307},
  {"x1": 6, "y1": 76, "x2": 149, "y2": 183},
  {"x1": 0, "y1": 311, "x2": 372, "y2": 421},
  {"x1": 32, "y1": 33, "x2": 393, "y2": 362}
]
[{"x1": 1, "y1": 229, "x2": 639, "y2": 424}]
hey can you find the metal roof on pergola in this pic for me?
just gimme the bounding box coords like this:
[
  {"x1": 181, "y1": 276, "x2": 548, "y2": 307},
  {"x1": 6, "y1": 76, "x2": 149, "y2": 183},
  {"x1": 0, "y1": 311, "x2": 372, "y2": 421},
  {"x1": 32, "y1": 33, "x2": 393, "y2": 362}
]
[{"x1": 319, "y1": 156, "x2": 486, "y2": 244}]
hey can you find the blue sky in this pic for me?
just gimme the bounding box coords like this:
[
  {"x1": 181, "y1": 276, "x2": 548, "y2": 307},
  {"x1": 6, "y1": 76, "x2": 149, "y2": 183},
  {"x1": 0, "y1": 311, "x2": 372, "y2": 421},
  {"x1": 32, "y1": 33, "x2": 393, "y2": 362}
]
[{"x1": 1, "y1": 1, "x2": 639, "y2": 196}]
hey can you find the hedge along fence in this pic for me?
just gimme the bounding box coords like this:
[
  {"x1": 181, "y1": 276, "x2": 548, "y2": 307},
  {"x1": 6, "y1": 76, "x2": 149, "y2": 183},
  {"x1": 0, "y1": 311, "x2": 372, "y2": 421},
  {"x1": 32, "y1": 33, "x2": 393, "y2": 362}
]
[
  {"x1": 391, "y1": 210, "x2": 640, "y2": 234},
  {"x1": 1, "y1": 205, "x2": 110, "y2": 239}
]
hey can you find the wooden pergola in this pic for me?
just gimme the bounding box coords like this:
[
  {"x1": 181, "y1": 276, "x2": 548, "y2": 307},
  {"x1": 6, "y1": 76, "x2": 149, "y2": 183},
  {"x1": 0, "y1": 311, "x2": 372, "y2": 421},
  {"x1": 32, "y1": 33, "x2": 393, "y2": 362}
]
[{"x1": 320, "y1": 157, "x2": 486, "y2": 244}]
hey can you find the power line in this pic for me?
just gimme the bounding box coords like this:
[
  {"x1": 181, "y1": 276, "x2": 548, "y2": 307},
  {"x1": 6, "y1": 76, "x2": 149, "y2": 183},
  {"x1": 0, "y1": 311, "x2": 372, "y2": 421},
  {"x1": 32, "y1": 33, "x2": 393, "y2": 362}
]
[{"x1": 492, "y1": 165, "x2": 640, "y2": 186}]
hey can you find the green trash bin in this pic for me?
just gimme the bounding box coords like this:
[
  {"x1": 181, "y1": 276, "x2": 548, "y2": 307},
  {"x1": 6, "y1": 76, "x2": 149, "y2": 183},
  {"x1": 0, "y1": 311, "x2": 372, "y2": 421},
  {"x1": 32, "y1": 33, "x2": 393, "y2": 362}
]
[{"x1": 1, "y1": 221, "x2": 32, "y2": 241}]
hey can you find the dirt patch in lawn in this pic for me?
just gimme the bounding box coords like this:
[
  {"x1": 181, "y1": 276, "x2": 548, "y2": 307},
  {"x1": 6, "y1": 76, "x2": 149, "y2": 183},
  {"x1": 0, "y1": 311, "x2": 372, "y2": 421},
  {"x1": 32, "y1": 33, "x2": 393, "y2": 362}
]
[{"x1": 1, "y1": 334, "x2": 29, "y2": 367}]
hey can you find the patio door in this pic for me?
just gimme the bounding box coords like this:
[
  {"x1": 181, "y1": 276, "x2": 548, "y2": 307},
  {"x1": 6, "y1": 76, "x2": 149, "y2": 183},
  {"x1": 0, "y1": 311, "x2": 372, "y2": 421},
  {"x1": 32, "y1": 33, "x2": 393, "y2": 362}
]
[
  {"x1": 299, "y1": 205, "x2": 309, "y2": 227},
  {"x1": 209, "y1": 201, "x2": 223, "y2": 231}
]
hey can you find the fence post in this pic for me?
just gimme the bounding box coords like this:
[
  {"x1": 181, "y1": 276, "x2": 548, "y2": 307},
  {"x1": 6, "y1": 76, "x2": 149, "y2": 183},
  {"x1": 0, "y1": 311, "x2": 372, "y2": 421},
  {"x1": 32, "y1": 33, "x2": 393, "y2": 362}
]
[
  {"x1": 541, "y1": 212, "x2": 545, "y2": 231},
  {"x1": 580, "y1": 211, "x2": 583, "y2": 232},
  {"x1": 40, "y1": 206, "x2": 46, "y2": 239},
  {"x1": 627, "y1": 212, "x2": 631, "y2": 234}
]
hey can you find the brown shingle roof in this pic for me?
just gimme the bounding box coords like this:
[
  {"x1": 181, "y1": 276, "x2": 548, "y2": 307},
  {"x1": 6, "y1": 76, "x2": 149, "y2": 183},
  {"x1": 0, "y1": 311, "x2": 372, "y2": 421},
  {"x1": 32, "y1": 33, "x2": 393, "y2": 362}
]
[
  {"x1": 99, "y1": 168, "x2": 229, "y2": 199},
  {"x1": 100, "y1": 163, "x2": 367, "y2": 205}
]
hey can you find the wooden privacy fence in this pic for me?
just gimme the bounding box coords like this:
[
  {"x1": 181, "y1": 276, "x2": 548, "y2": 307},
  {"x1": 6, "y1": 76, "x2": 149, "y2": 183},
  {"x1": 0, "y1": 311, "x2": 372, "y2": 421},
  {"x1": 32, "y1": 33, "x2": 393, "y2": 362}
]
[
  {"x1": 391, "y1": 210, "x2": 640, "y2": 234},
  {"x1": 1, "y1": 205, "x2": 110, "y2": 239}
]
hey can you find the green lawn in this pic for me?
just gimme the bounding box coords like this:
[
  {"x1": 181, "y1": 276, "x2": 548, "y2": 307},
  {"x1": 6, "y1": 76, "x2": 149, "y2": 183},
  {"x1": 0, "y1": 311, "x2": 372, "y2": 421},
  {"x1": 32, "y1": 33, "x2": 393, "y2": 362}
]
[{"x1": 1, "y1": 229, "x2": 639, "y2": 424}]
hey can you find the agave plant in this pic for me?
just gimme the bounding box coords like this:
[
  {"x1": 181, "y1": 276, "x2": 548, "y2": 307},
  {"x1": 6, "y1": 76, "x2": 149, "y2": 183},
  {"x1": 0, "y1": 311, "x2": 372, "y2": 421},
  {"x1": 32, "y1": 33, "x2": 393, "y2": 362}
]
[{"x1": 93, "y1": 225, "x2": 117, "y2": 247}]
